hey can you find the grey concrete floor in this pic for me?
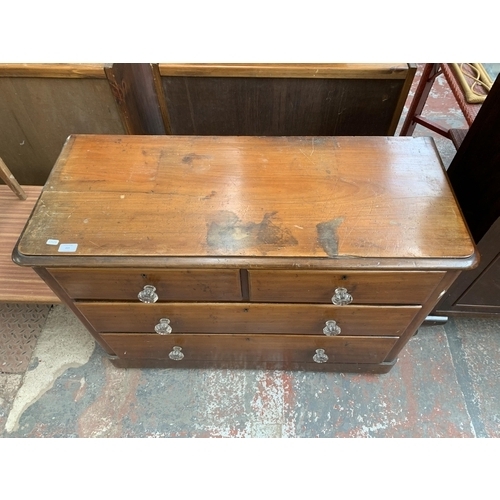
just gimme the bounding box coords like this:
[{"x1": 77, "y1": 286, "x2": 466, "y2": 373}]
[
  {"x1": 1, "y1": 64, "x2": 499, "y2": 440},
  {"x1": 1, "y1": 304, "x2": 500, "y2": 438}
]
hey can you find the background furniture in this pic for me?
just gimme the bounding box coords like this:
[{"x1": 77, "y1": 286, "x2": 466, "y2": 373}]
[
  {"x1": 0, "y1": 64, "x2": 164, "y2": 186},
  {"x1": 400, "y1": 63, "x2": 483, "y2": 149},
  {"x1": 434, "y1": 73, "x2": 500, "y2": 316},
  {"x1": 0, "y1": 63, "x2": 415, "y2": 187},
  {"x1": 0, "y1": 157, "x2": 26, "y2": 200},
  {"x1": 153, "y1": 63, "x2": 415, "y2": 136}
]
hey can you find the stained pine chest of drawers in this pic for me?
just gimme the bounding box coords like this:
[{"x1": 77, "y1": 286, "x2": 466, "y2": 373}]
[{"x1": 13, "y1": 135, "x2": 478, "y2": 373}]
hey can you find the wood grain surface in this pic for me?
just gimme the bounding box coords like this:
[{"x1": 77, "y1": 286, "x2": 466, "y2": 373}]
[
  {"x1": 15, "y1": 135, "x2": 476, "y2": 265},
  {"x1": 76, "y1": 302, "x2": 420, "y2": 336},
  {"x1": 0, "y1": 80, "x2": 125, "y2": 185},
  {"x1": 49, "y1": 268, "x2": 242, "y2": 301},
  {"x1": 249, "y1": 270, "x2": 445, "y2": 304},
  {"x1": 158, "y1": 63, "x2": 412, "y2": 79},
  {"x1": 0, "y1": 64, "x2": 108, "y2": 78},
  {"x1": 156, "y1": 64, "x2": 415, "y2": 137},
  {"x1": 0, "y1": 186, "x2": 59, "y2": 302},
  {"x1": 161, "y1": 76, "x2": 407, "y2": 136},
  {"x1": 104, "y1": 64, "x2": 166, "y2": 135},
  {"x1": 101, "y1": 333, "x2": 399, "y2": 364}
]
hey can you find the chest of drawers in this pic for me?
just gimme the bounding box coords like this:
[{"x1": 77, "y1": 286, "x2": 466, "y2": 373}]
[{"x1": 13, "y1": 135, "x2": 477, "y2": 373}]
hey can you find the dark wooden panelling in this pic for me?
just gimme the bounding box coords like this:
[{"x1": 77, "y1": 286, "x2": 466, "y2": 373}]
[
  {"x1": 458, "y1": 254, "x2": 500, "y2": 308},
  {"x1": 161, "y1": 76, "x2": 406, "y2": 136},
  {"x1": 436, "y1": 218, "x2": 500, "y2": 315},
  {"x1": 446, "y1": 75, "x2": 500, "y2": 243},
  {"x1": 434, "y1": 74, "x2": 500, "y2": 315}
]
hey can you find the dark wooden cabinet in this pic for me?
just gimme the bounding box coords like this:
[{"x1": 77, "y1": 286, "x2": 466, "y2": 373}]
[
  {"x1": 434, "y1": 74, "x2": 500, "y2": 316},
  {"x1": 13, "y1": 135, "x2": 476, "y2": 373}
]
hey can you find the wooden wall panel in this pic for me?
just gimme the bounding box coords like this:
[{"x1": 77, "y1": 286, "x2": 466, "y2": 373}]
[
  {"x1": 161, "y1": 76, "x2": 407, "y2": 136},
  {"x1": 0, "y1": 76, "x2": 125, "y2": 185}
]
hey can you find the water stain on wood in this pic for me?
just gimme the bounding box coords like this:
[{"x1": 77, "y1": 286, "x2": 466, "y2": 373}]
[
  {"x1": 316, "y1": 217, "x2": 344, "y2": 257},
  {"x1": 207, "y1": 211, "x2": 298, "y2": 251}
]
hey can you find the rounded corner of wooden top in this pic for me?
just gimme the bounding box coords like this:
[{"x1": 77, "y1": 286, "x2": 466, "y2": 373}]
[
  {"x1": 11, "y1": 244, "x2": 28, "y2": 267},
  {"x1": 468, "y1": 249, "x2": 481, "y2": 270},
  {"x1": 455, "y1": 247, "x2": 481, "y2": 271}
]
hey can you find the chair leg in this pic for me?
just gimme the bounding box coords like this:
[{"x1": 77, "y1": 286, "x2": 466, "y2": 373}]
[
  {"x1": 0, "y1": 157, "x2": 27, "y2": 200},
  {"x1": 400, "y1": 63, "x2": 442, "y2": 136}
]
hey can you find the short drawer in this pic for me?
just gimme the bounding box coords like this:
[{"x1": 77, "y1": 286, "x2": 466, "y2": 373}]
[
  {"x1": 101, "y1": 333, "x2": 399, "y2": 365},
  {"x1": 248, "y1": 270, "x2": 445, "y2": 304},
  {"x1": 77, "y1": 302, "x2": 420, "y2": 336},
  {"x1": 48, "y1": 268, "x2": 242, "y2": 301}
]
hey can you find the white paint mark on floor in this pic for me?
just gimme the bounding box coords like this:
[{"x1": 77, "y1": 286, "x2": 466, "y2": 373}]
[
  {"x1": 5, "y1": 305, "x2": 95, "y2": 433},
  {"x1": 250, "y1": 422, "x2": 282, "y2": 438}
]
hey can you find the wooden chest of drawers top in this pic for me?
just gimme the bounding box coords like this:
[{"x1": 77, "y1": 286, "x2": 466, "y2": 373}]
[{"x1": 14, "y1": 134, "x2": 476, "y2": 270}]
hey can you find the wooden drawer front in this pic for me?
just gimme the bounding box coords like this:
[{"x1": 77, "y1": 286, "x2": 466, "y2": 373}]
[
  {"x1": 101, "y1": 333, "x2": 398, "y2": 364},
  {"x1": 248, "y1": 270, "x2": 445, "y2": 304},
  {"x1": 48, "y1": 268, "x2": 242, "y2": 301},
  {"x1": 77, "y1": 302, "x2": 420, "y2": 336}
]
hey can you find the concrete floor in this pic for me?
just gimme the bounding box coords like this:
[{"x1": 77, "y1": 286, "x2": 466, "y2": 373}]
[
  {"x1": 1, "y1": 64, "x2": 499, "y2": 438},
  {"x1": 2, "y1": 304, "x2": 500, "y2": 437}
]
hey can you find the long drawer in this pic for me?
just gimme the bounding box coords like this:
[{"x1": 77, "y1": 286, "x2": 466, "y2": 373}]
[
  {"x1": 248, "y1": 270, "x2": 445, "y2": 304},
  {"x1": 77, "y1": 302, "x2": 420, "y2": 336},
  {"x1": 101, "y1": 333, "x2": 399, "y2": 364},
  {"x1": 48, "y1": 268, "x2": 242, "y2": 301}
]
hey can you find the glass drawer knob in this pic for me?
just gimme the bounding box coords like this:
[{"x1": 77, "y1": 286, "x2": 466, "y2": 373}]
[
  {"x1": 331, "y1": 287, "x2": 353, "y2": 305},
  {"x1": 169, "y1": 346, "x2": 184, "y2": 361},
  {"x1": 138, "y1": 285, "x2": 158, "y2": 303},
  {"x1": 155, "y1": 318, "x2": 172, "y2": 335},
  {"x1": 313, "y1": 349, "x2": 328, "y2": 363},
  {"x1": 323, "y1": 320, "x2": 341, "y2": 336}
]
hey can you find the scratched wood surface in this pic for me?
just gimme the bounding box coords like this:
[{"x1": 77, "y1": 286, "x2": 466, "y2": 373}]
[{"x1": 15, "y1": 135, "x2": 475, "y2": 262}]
